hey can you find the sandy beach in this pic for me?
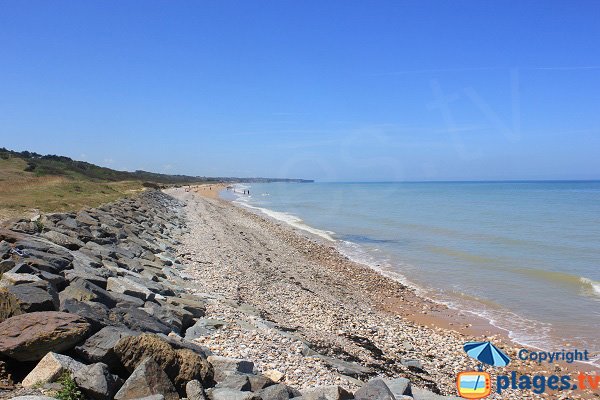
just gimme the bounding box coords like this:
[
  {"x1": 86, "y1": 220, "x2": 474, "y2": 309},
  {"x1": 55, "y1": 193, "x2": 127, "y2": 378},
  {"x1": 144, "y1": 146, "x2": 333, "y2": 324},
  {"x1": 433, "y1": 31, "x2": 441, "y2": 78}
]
[{"x1": 167, "y1": 186, "x2": 597, "y2": 399}]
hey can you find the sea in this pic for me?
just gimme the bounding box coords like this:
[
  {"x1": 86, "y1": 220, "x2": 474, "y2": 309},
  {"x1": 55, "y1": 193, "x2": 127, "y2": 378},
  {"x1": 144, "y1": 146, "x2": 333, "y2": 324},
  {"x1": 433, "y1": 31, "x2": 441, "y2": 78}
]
[{"x1": 222, "y1": 181, "x2": 600, "y2": 365}]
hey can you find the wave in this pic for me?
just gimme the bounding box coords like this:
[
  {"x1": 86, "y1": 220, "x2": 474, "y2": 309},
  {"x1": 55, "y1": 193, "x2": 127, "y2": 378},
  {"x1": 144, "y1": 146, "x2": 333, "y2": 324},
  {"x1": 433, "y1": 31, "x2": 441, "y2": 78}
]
[
  {"x1": 580, "y1": 277, "x2": 600, "y2": 296},
  {"x1": 234, "y1": 201, "x2": 336, "y2": 241},
  {"x1": 512, "y1": 268, "x2": 600, "y2": 298}
]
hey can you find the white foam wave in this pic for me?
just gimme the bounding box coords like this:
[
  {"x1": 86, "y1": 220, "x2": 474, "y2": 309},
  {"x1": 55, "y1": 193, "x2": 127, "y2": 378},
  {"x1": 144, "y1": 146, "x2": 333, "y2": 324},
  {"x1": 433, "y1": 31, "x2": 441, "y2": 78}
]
[
  {"x1": 580, "y1": 277, "x2": 600, "y2": 296},
  {"x1": 235, "y1": 201, "x2": 336, "y2": 241}
]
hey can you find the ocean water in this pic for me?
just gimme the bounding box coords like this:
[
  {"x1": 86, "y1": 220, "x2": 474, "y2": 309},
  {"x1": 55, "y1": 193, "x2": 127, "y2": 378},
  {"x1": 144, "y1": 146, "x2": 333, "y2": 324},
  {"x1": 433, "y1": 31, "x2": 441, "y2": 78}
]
[{"x1": 223, "y1": 182, "x2": 600, "y2": 364}]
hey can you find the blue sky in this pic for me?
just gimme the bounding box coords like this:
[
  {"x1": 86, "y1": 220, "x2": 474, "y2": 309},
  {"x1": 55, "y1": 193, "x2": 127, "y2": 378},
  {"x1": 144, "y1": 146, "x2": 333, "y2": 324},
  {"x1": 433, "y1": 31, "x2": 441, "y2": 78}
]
[{"x1": 1, "y1": 1, "x2": 599, "y2": 181}]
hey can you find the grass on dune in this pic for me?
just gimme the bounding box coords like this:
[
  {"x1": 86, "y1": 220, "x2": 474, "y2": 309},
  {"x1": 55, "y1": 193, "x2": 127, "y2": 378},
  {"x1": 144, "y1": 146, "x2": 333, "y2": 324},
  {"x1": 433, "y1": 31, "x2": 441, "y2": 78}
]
[{"x1": 0, "y1": 157, "x2": 144, "y2": 220}]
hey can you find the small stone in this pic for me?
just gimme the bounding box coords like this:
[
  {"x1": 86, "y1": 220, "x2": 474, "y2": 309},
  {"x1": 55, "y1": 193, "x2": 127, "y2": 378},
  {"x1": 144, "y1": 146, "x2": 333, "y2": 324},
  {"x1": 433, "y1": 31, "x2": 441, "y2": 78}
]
[{"x1": 263, "y1": 369, "x2": 285, "y2": 383}]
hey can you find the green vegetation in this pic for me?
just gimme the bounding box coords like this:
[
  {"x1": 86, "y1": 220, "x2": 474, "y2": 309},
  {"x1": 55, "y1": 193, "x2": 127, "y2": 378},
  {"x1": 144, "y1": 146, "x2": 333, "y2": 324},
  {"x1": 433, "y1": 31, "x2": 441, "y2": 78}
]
[
  {"x1": 55, "y1": 373, "x2": 83, "y2": 400},
  {"x1": 0, "y1": 147, "x2": 209, "y2": 219}
]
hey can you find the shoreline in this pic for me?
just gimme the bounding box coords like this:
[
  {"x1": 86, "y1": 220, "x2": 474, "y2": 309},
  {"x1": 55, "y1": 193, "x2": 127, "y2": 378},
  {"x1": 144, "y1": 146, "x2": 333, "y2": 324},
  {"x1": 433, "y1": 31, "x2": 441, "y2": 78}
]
[
  {"x1": 174, "y1": 186, "x2": 597, "y2": 398},
  {"x1": 216, "y1": 185, "x2": 599, "y2": 371}
]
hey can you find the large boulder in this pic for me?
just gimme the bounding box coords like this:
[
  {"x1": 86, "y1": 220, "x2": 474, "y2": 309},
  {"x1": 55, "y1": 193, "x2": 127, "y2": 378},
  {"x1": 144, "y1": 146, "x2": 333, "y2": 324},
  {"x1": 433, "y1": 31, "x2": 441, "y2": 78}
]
[
  {"x1": 74, "y1": 326, "x2": 137, "y2": 365},
  {"x1": 108, "y1": 306, "x2": 172, "y2": 334},
  {"x1": 354, "y1": 379, "x2": 396, "y2": 400},
  {"x1": 60, "y1": 298, "x2": 112, "y2": 332},
  {"x1": 0, "y1": 311, "x2": 91, "y2": 361},
  {"x1": 21, "y1": 352, "x2": 85, "y2": 388},
  {"x1": 59, "y1": 279, "x2": 117, "y2": 308},
  {"x1": 107, "y1": 277, "x2": 156, "y2": 301},
  {"x1": 42, "y1": 231, "x2": 85, "y2": 250},
  {"x1": 73, "y1": 362, "x2": 124, "y2": 400},
  {"x1": 114, "y1": 333, "x2": 214, "y2": 392},
  {"x1": 114, "y1": 358, "x2": 178, "y2": 400},
  {"x1": 0, "y1": 281, "x2": 59, "y2": 319}
]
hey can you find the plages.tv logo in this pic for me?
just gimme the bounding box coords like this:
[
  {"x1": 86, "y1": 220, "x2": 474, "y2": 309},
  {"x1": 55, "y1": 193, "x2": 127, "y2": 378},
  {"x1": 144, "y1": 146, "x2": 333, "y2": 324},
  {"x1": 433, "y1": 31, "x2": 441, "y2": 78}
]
[{"x1": 456, "y1": 341, "x2": 511, "y2": 399}]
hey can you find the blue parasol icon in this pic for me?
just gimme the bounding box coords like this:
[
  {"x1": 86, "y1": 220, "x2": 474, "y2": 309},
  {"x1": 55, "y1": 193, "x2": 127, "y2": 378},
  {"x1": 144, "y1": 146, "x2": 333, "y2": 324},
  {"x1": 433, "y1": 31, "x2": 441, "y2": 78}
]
[{"x1": 463, "y1": 341, "x2": 511, "y2": 368}]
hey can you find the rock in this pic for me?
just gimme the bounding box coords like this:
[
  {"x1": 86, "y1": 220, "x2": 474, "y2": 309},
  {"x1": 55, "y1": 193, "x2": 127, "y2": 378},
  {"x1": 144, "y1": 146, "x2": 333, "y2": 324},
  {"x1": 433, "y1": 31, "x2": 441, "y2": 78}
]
[
  {"x1": 22, "y1": 352, "x2": 85, "y2": 388},
  {"x1": 142, "y1": 301, "x2": 194, "y2": 334},
  {"x1": 64, "y1": 269, "x2": 109, "y2": 289},
  {"x1": 301, "y1": 385, "x2": 353, "y2": 400},
  {"x1": 207, "y1": 356, "x2": 254, "y2": 382},
  {"x1": 109, "y1": 306, "x2": 172, "y2": 334},
  {"x1": 0, "y1": 259, "x2": 15, "y2": 274},
  {"x1": 354, "y1": 379, "x2": 396, "y2": 400},
  {"x1": 0, "y1": 311, "x2": 91, "y2": 361},
  {"x1": 401, "y1": 359, "x2": 425, "y2": 372},
  {"x1": 42, "y1": 231, "x2": 85, "y2": 250},
  {"x1": 207, "y1": 388, "x2": 258, "y2": 400},
  {"x1": 165, "y1": 296, "x2": 206, "y2": 318},
  {"x1": 384, "y1": 377, "x2": 412, "y2": 398},
  {"x1": 60, "y1": 298, "x2": 111, "y2": 332},
  {"x1": 254, "y1": 383, "x2": 299, "y2": 400},
  {"x1": 114, "y1": 333, "x2": 214, "y2": 392},
  {"x1": 107, "y1": 277, "x2": 155, "y2": 301},
  {"x1": 74, "y1": 326, "x2": 137, "y2": 365},
  {"x1": 312, "y1": 354, "x2": 372, "y2": 378},
  {"x1": 0, "y1": 281, "x2": 59, "y2": 320},
  {"x1": 114, "y1": 358, "x2": 178, "y2": 400},
  {"x1": 186, "y1": 379, "x2": 207, "y2": 400},
  {"x1": 73, "y1": 362, "x2": 124, "y2": 400},
  {"x1": 59, "y1": 279, "x2": 117, "y2": 308},
  {"x1": 263, "y1": 369, "x2": 285, "y2": 383},
  {"x1": 215, "y1": 374, "x2": 251, "y2": 391},
  {"x1": 0, "y1": 271, "x2": 42, "y2": 287},
  {"x1": 411, "y1": 387, "x2": 461, "y2": 400},
  {"x1": 247, "y1": 374, "x2": 275, "y2": 391},
  {"x1": 10, "y1": 397, "x2": 58, "y2": 400},
  {"x1": 184, "y1": 318, "x2": 226, "y2": 340}
]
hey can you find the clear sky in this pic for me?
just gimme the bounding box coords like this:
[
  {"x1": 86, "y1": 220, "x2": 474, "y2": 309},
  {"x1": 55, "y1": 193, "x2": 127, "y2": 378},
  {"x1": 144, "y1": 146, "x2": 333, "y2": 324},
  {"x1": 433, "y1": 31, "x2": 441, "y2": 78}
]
[{"x1": 1, "y1": 1, "x2": 599, "y2": 181}]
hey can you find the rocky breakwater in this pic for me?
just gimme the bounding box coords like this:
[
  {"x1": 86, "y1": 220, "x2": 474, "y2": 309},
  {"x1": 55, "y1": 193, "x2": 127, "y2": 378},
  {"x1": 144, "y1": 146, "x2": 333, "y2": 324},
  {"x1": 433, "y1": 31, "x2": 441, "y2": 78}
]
[{"x1": 0, "y1": 190, "x2": 458, "y2": 400}]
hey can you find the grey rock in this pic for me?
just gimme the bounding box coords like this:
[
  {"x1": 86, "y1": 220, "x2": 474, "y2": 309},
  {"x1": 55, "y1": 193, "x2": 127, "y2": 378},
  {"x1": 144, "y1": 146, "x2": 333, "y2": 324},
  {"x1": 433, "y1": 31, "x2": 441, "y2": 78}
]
[
  {"x1": 254, "y1": 383, "x2": 298, "y2": 400},
  {"x1": 60, "y1": 298, "x2": 111, "y2": 332},
  {"x1": 215, "y1": 374, "x2": 251, "y2": 391},
  {"x1": 410, "y1": 387, "x2": 461, "y2": 399},
  {"x1": 354, "y1": 378, "x2": 396, "y2": 400},
  {"x1": 114, "y1": 358, "x2": 178, "y2": 400},
  {"x1": 107, "y1": 277, "x2": 155, "y2": 301},
  {"x1": 109, "y1": 306, "x2": 172, "y2": 334},
  {"x1": 207, "y1": 356, "x2": 254, "y2": 382},
  {"x1": 42, "y1": 230, "x2": 85, "y2": 250},
  {"x1": 59, "y1": 278, "x2": 117, "y2": 308},
  {"x1": 74, "y1": 326, "x2": 137, "y2": 364},
  {"x1": 301, "y1": 385, "x2": 353, "y2": 400},
  {"x1": 384, "y1": 377, "x2": 412, "y2": 398},
  {"x1": 186, "y1": 379, "x2": 207, "y2": 400},
  {"x1": 1, "y1": 281, "x2": 59, "y2": 317},
  {"x1": 73, "y1": 362, "x2": 124, "y2": 400},
  {"x1": 401, "y1": 359, "x2": 425, "y2": 372},
  {"x1": 185, "y1": 318, "x2": 226, "y2": 340},
  {"x1": 311, "y1": 354, "x2": 372, "y2": 378},
  {"x1": 207, "y1": 388, "x2": 257, "y2": 400},
  {"x1": 9, "y1": 396, "x2": 58, "y2": 400}
]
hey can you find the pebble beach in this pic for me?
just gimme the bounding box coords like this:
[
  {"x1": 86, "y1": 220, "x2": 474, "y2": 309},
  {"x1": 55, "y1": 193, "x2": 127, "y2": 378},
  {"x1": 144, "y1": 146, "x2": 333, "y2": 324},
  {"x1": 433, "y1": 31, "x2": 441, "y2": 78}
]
[{"x1": 168, "y1": 186, "x2": 596, "y2": 399}]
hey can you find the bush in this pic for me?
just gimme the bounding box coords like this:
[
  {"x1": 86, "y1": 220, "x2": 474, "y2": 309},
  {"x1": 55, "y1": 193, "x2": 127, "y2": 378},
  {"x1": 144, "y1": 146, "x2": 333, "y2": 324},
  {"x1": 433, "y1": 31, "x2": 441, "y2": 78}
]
[{"x1": 55, "y1": 372, "x2": 83, "y2": 400}]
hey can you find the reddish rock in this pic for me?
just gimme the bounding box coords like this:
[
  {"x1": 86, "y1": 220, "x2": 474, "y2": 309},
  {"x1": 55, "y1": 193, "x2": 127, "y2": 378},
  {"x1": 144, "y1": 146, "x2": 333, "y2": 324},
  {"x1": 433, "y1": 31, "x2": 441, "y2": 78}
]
[{"x1": 0, "y1": 311, "x2": 91, "y2": 361}]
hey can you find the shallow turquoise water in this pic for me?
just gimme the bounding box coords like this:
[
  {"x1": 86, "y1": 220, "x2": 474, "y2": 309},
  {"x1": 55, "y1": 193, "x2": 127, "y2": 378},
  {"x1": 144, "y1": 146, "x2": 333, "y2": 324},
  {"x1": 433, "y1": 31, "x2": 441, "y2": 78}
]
[{"x1": 225, "y1": 181, "x2": 600, "y2": 363}]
